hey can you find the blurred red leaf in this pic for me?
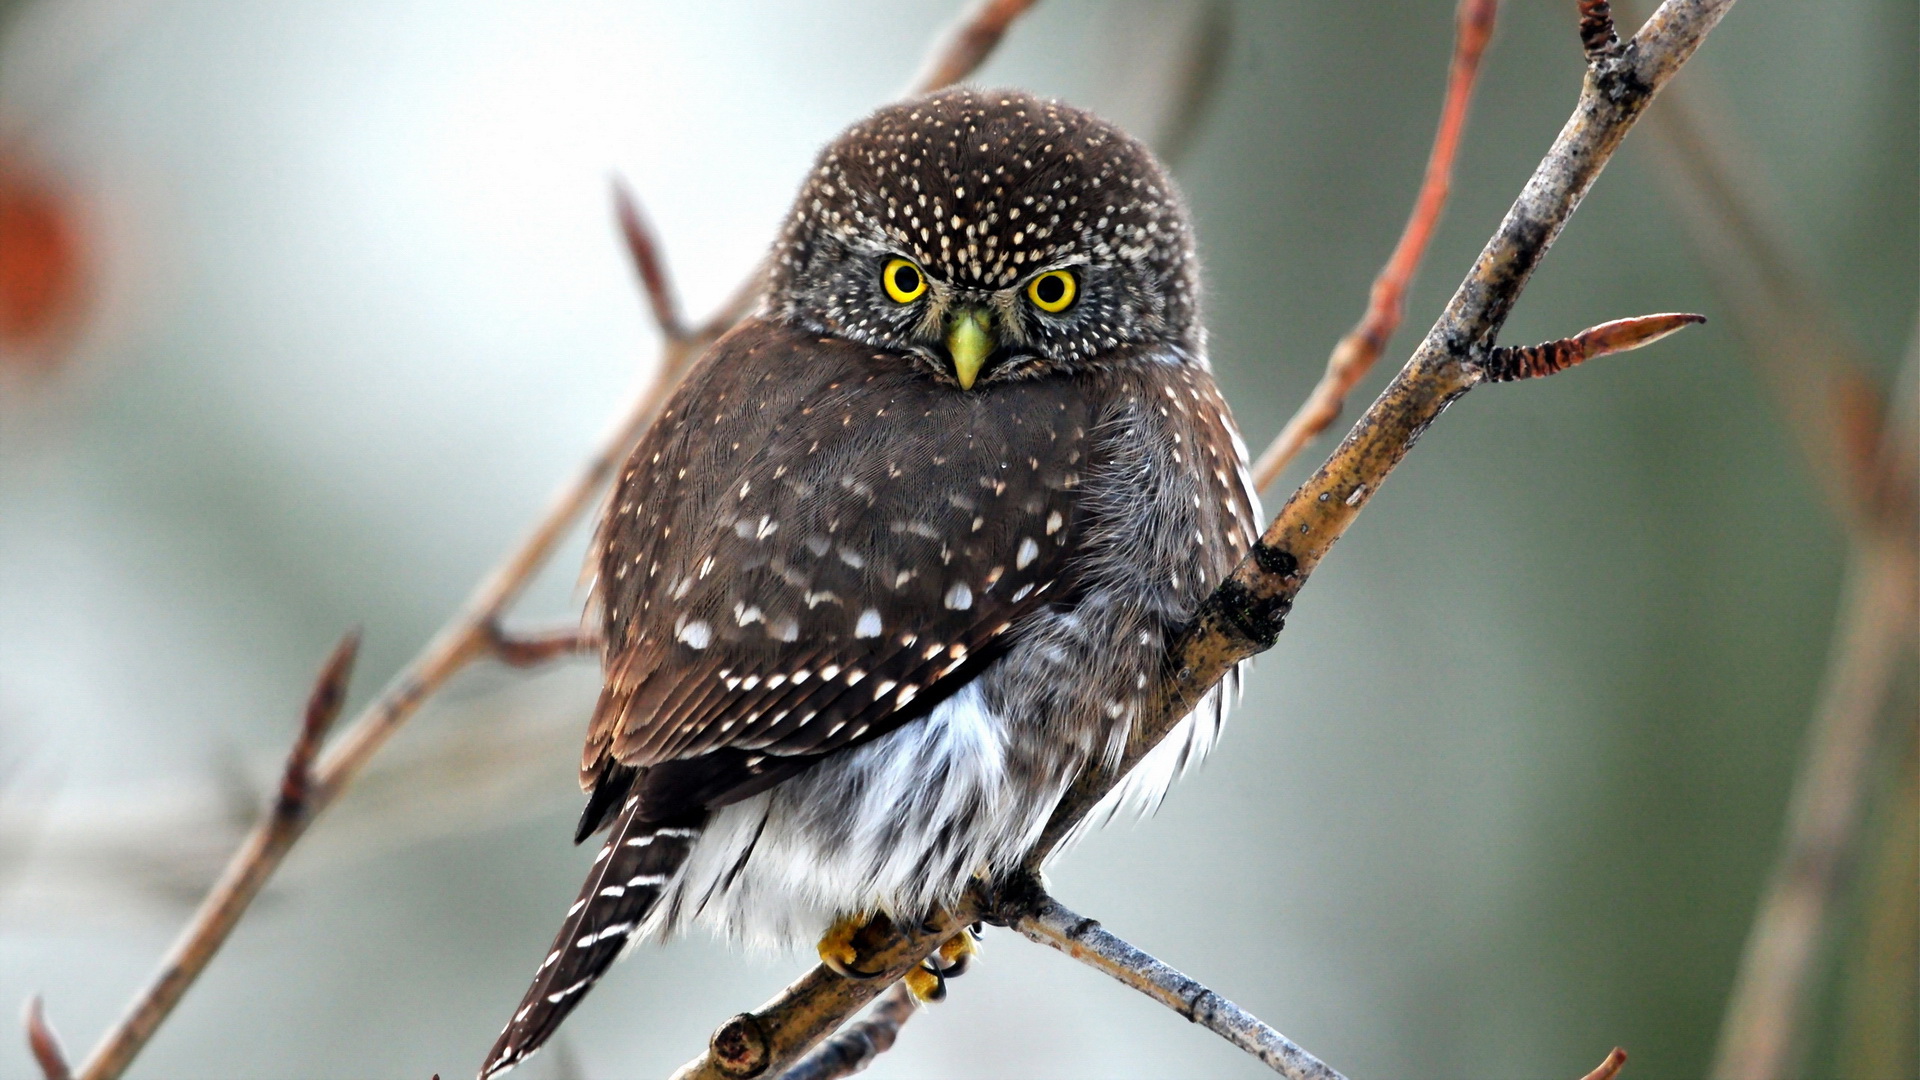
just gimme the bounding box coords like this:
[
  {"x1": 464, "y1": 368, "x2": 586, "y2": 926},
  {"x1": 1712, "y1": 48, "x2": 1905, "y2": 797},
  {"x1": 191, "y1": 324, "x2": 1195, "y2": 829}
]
[{"x1": 0, "y1": 155, "x2": 86, "y2": 371}]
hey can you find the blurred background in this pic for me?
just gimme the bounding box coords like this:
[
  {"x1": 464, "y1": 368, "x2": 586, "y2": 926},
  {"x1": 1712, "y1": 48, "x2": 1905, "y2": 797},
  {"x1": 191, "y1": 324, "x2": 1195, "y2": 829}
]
[{"x1": 0, "y1": 1, "x2": 1912, "y2": 1078}]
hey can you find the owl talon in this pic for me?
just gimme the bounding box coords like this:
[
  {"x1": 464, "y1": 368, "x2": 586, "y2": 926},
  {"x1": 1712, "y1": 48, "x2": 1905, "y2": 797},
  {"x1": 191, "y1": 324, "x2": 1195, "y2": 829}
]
[
  {"x1": 817, "y1": 912, "x2": 886, "y2": 979},
  {"x1": 904, "y1": 961, "x2": 947, "y2": 1002}
]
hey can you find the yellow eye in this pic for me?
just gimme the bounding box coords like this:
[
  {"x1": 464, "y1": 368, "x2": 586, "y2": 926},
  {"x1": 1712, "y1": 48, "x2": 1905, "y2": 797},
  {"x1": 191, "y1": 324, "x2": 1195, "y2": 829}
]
[
  {"x1": 1026, "y1": 269, "x2": 1076, "y2": 313},
  {"x1": 882, "y1": 258, "x2": 927, "y2": 303}
]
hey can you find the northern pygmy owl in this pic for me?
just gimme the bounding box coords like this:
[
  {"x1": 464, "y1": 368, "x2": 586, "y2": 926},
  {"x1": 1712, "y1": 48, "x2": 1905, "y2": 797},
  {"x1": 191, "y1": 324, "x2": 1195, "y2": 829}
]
[{"x1": 482, "y1": 87, "x2": 1258, "y2": 1078}]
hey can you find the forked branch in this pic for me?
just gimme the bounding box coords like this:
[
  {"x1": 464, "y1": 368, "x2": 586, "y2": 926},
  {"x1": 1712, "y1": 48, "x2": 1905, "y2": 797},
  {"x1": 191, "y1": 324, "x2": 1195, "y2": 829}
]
[{"x1": 17, "y1": 3, "x2": 1042, "y2": 1079}]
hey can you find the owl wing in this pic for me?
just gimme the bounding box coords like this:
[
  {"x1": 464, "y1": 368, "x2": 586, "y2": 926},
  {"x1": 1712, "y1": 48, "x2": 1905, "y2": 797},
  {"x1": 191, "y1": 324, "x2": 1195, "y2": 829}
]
[{"x1": 585, "y1": 318, "x2": 1102, "y2": 819}]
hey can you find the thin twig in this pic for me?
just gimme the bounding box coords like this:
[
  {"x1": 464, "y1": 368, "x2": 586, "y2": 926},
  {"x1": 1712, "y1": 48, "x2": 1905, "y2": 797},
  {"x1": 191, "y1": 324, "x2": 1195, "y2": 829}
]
[
  {"x1": 614, "y1": 178, "x2": 689, "y2": 342},
  {"x1": 673, "y1": 3, "x2": 1730, "y2": 1076},
  {"x1": 40, "y1": 632, "x2": 361, "y2": 1080},
  {"x1": 1709, "y1": 414, "x2": 1918, "y2": 1079},
  {"x1": 905, "y1": 0, "x2": 1038, "y2": 96},
  {"x1": 1249, "y1": 0, "x2": 1498, "y2": 493},
  {"x1": 1577, "y1": 1, "x2": 1624, "y2": 61},
  {"x1": 775, "y1": 983, "x2": 918, "y2": 1080},
  {"x1": 1580, "y1": 1047, "x2": 1630, "y2": 1080},
  {"x1": 20, "y1": 5, "x2": 1043, "y2": 1080},
  {"x1": 1643, "y1": 87, "x2": 1883, "y2": 530},
  {"x1": 23, "y1": 996, "x2": 71, "y2": 1080},
  {"x1": 1642, "y1": 51, "x2": 1918, "y2": 1080},
  {"x1": 1012, "y1": 892, "x2": 1344, "y2": 1080},
  {"x1": 482, "y1": 621, "x2": 601, "y2": 668},
  {"x1": 1476, "y1": 312, "x2": 1705, "y2": 382}
]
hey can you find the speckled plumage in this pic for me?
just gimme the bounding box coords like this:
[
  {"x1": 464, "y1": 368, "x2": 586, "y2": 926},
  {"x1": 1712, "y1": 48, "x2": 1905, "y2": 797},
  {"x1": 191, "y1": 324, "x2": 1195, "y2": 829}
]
[{"x1": 482, "y1": 88, "x2": 1256, "y2": 1079}]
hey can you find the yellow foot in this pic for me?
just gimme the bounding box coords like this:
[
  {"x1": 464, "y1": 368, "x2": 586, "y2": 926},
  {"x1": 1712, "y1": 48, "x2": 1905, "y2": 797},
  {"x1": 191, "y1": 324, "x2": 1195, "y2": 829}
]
[
  {"x1": 904, "y1": 926, "x2": 981, "y2": 1003},
  {"x1": 817, "y1": 912, "x2": 888, "y2": 979}
]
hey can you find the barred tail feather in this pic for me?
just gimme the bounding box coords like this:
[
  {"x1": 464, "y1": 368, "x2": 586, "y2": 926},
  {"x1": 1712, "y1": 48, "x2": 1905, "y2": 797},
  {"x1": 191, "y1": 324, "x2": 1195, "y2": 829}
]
[{"x1": 480, "y1": 806, "x2": 704, "y2": 1079}]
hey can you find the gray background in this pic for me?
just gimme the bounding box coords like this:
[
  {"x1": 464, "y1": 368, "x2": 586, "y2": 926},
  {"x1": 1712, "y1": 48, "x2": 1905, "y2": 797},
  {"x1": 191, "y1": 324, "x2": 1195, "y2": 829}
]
[{"x1": 1, "y1": 1, "x2": 1912, "y2": 1077}]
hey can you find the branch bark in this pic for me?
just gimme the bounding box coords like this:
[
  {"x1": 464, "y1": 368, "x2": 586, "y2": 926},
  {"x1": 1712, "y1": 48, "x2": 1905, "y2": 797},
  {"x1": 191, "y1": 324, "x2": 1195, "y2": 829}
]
[
  {"x1": 774, "y1": 983, "x2": 917, "y2": 1080},
  {"x1": 17, "y1": 4, "x2": 1041, "y2": 1078},
  {"x1": 672, "y1": 2, "x2": 1730, "y2": 1077},
  {"x1": 1010, "y1": 890, "x2": 1344, "y2": 1080}
]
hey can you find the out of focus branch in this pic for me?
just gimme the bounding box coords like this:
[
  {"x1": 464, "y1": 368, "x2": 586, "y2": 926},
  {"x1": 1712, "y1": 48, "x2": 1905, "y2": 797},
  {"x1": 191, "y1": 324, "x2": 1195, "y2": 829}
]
[
  {"x1": 482, "y1": 621, "x2": 601, "y2": 668},
  {"x1": 1644, "y1": 89, "x2": 1885, "y2": 530},
  {"x1": 906, "y1": 0, "x2": 1037, "y2": 96},
  {"x1": 1641, "y1": 45, "x2": 1918, "y2": 1080},
  {"x1": 17, "y1": 4, "x2": 1040, "y2": 1079},
  {"x1": 775, "y1": 983, "x2": 918, "y2": 1080},
  {"x1": 1708, "y1": 334, "x2": 1918, "y2": 1080},
  {"x1": 23, "y1": 997, "x2": 70, "y2": 1080},
  {"x1": 1580, "y1": 1047, "x2": 1630, "y2": 1080},
  {"x1": 1250, "y1": 0, "x2": 1498, "y2": 493},
  {"x1": 26, "y1": 633, "x2": 361, "y2": 1080},
  {"x1": 674, "y1": 3, "x2": 1728, "y2": 1077}
]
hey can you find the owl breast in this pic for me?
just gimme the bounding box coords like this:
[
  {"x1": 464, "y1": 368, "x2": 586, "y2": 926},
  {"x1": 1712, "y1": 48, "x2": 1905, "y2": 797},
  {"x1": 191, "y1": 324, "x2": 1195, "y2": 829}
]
[{"x1": 616, "y1": 322, "x2": 1259, "y2": 948}]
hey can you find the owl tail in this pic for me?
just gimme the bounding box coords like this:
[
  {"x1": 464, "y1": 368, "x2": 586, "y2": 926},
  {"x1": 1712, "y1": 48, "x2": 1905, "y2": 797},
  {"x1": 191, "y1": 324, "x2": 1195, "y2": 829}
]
[{"x1": 480, "y1": 804, "x2": 705, "y2": 1079}]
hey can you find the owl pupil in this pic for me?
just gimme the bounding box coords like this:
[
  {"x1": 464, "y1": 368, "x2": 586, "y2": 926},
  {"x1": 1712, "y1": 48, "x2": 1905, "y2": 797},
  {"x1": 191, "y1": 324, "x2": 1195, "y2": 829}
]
[
  {"x1": 1035, "y1": 275, "x2": 1066, "y2": 304},
  {"x1": 893, "y1": 265, "x2": 920, "y2": 292}
]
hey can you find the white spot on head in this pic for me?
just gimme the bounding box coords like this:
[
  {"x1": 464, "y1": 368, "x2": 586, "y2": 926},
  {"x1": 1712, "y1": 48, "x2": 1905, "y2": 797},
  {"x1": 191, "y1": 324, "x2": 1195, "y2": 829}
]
[{"x1": 1046, "y1": 511, "x2": 1064, "y2": 535}]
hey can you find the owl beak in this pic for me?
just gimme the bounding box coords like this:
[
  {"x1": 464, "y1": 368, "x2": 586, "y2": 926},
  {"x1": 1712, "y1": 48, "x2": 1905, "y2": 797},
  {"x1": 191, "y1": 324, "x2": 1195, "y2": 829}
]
[{"x1": 945, "y1": 308, "x2": 993, "y2": 390}]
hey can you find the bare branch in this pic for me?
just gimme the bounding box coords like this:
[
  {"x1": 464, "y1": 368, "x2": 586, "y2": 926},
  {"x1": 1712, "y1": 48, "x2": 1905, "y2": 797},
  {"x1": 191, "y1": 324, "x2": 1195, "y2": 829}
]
[
  {"x1": 1577, "y1": 1, "x2": 1624, "y2": 61},
  {"x1": 1641, "y1": 38, "x2": 1918, "y2": 1079},
  {"x1": 1475, "y1": 312, "x2": 1705, "y2": 382},
  {"x1": 1709, "y1": 532, "x2": 1918, "y2": 1080},
  {"x1": 775, "y1": 983, "x2": 918, "y2": 1080},
  {"x1": 11, "y1": 1, "x2": 1049, "y2": 1076},
  {"x1": 1012, "y1": 892, "x2": 1344, "y2": 1080},
  {"x1": 23, "y1": 996, "x2": 71, "y2": 1080},
  {"x1": 34, "y1": 3, "x2": 1051, "y2": 1075},
  {"x1": 1250, "y1": 0, "x2": 1498, "y2": 493},
  {"x1": 614, "y1": 178, "x2": 689, "y2": 341},
  {"x1": 1580, "y1": 1047, "x2": 1630, "y2": 1080},
  {"x1": 674, "y1": 3, "x2": 1732, "y2": 1076},
  {"x1": 905, "y1": 0, "x2": 1039, "y2": 97},
  {"x1": 1032, "y1": 0, "x2": 1726, "y2": 865},
  {"x1": 276, "y1": 631, "x2": 361, "y2": 817},
  {"x1": 1642, "y1": 85, "x2": 1885, "y2": 530},
  {"x1": 482, "y1": 621, "x2": 600, "y2": 668},
  {"x1": 70, "y1": 632, "x2": 360, "y2": 1080}
]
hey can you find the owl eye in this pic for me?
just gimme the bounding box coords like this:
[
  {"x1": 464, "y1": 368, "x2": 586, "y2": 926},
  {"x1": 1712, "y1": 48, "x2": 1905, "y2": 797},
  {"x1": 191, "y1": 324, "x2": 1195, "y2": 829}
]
[
  {"x1": 1026, "y1": 269, "x2": 1076, "y2": 313},
  {"x1": 882, "y1": 258, "x2": 927, "y2": 303}
]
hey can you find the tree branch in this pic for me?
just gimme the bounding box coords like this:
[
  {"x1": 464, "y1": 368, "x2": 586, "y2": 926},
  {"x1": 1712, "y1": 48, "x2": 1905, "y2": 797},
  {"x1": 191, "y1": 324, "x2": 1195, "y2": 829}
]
[
  {"x1": 1638, "y1": 48, "x2": 1918, "y2": 1080},
  {"x1": 1250, "y1": 0, "x2": 1498, "y2": 493},
  {"x1": 23, "y1": 997, "x2": 71, "y2": 1080},
  {"x1": 905, "y1": 0, "x2": 1038, "y2": 97},
  {"x1": 1010, "y1": 890, "x2": 1344, "y2": 1080},
  {"x1": 482, "y1": 621, "x2": 601, "y2": 668},
  {"x1": 774, "y1": 983, "x2": 918, "y2": 1080},
  {"x1": 26, "y1": 632, "x2": 361, "y2": 1080},
  {"x1": 672, "y1": 2, "x2": 1729, "y2": 1077},
  {"x1": 18, "y1": 4, "x2": 1041, "y2": 1078}
]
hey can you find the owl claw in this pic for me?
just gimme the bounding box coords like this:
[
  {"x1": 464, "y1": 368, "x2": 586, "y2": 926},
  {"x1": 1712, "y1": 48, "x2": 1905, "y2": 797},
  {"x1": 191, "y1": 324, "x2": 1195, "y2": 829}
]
[
  {"x1": 905, "y1": 925, "x2": 980, "y2": 1002},
  {"x1": 816, "y1": 912, "x2": 888, "y2": 979},
  {"x1": 904, "y1": 961, "x2": 947, "y2": 1002}
]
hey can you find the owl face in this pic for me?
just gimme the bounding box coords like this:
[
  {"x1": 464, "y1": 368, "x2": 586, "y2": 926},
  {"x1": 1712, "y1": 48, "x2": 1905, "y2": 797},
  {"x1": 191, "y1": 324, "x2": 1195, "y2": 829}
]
[{"x1": 768, "y1": 88, "x2": 1200, "y2": 388}]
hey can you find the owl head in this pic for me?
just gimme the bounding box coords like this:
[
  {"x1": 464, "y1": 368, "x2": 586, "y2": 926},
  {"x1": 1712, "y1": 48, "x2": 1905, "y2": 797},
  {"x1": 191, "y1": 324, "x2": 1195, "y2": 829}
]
[{"x1": 767, "y1": 87, "x2": 1200, "y2": 389}]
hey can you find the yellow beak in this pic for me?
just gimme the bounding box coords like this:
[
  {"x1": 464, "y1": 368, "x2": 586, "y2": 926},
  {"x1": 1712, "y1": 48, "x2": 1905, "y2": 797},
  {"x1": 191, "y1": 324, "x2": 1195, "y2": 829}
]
[{"x1": 946, "y1": 308, "x2": 992, "y2": 390}]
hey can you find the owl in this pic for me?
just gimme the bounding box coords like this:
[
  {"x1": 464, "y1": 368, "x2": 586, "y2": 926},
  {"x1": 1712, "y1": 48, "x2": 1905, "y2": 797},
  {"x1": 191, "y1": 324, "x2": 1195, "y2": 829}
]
[{"x1": 481, "y1": 87, "x2": 1259, "y2": 1078}]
